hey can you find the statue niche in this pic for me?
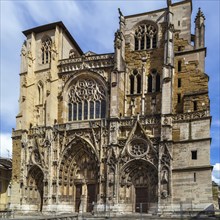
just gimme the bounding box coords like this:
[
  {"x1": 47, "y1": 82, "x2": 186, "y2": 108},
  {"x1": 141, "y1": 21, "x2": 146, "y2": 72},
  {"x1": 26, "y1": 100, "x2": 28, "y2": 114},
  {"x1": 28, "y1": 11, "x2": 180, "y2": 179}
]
[{"x1": 161, "y1": 167, "x2": 169, "y2": 199}]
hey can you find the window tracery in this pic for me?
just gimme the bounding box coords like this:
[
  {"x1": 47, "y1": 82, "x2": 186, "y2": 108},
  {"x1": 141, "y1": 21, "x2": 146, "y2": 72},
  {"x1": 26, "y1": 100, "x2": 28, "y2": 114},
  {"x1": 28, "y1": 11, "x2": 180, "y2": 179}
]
[
  {"x1": 129, "y1": 69, "x2": 142, "y2": 94},
  {"x1": 41, "y1": 36, "x2": 52, "y2": 64},
  {"x1": 68, "y1": 78, "x2": 106, "y2": 121},
  {"x1": 128, "y1": 139, "x2": 148, "y2": 157},
  {"x1": 134, "y1": 23, "x2": 157, "y2": 51}
]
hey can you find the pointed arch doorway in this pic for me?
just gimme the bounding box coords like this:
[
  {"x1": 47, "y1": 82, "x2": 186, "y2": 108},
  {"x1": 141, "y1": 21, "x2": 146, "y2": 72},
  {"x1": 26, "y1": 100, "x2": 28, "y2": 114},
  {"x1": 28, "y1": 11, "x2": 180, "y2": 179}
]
[
  {"x1": 120, "y1": 160, "x2": 158, "y2": 213},
  {"x1": 59, "y1": 137, "x2": 99, "y2": 213},
  {"x1": 27, "y1": 165, "x2": 44, "y2": 211}
]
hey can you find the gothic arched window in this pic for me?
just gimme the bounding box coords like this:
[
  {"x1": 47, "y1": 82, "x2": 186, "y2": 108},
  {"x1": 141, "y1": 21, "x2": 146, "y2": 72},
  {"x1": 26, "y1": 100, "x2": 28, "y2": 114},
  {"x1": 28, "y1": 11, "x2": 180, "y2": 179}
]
[
  {"x1": 148, "y1": 74, "x2": 152, "y2": 93},
  {"x1": 156, "y1": 73, "x2": 160, "y2": 92},
  {"x1": 84, "y1": 101, "x2": 88, "y2": 120},
  {"x1": 130, "y1": 75, "x2": 134, "y2": 94},
  {"x1": 148, "y1": 70, "x2": 161, "y2": 93},
  {"x1": 101, "y1": 100, "x2": 106, "y2": 118},
  {"x1": 68, "y1": 103, "x2": 72, "y2": 121},
  {"x1": 134, "y1": 23, "x2": 157, "y2": 51},
  {"x1": 129, "y1": 69, "x2": 142, "y2": 94},
  {"x1": 41, "y1": 36, "x2": 52, "y2": 64},
  {"x1": 137, "y1": 74, "x2": 142, "y2": 93},
  {"x1": 68, "y1": 78, "x2": 106, "y2": 121},
  {"x1": 37, "y1": 81, "x2": 44, "y2": 105}
]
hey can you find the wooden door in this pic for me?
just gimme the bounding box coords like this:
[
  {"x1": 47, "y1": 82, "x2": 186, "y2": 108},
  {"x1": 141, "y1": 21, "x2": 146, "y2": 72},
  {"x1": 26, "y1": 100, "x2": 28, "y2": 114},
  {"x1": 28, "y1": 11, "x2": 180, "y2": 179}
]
[
  {"x1": 87, "y1": 184, "x2": 96, "y2": 212},
  {"x1": 135, "y1": 187, "x2": 148, "y2": 213}
]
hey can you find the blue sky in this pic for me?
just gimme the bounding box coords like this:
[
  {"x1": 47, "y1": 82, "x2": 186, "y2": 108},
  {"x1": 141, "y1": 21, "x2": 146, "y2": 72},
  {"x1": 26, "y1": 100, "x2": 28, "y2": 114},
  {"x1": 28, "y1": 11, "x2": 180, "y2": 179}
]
[{"x1": 0, "y1": 0, "x2": 219, "y2": 183}]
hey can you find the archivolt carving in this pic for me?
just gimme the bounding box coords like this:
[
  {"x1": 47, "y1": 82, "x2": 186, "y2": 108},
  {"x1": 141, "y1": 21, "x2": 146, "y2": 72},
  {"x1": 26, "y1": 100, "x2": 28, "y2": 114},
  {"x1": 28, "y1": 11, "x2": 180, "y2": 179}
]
[
  {"x1": 61, "y1": 130, "x2": 99, "y2": 154},
  {"x1": 58, "y1": 138, "x2": 99, "y2": 189},
  {"x1": 120, "y1": 160, "x2": 157, "y2": 195}
]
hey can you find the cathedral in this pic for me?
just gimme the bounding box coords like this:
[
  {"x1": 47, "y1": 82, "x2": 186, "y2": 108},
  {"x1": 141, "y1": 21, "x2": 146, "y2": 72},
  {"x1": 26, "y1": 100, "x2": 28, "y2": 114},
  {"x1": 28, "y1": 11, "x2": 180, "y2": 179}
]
[{"x1": 11, "y1": 0, "x2": 213, "y2": 215}]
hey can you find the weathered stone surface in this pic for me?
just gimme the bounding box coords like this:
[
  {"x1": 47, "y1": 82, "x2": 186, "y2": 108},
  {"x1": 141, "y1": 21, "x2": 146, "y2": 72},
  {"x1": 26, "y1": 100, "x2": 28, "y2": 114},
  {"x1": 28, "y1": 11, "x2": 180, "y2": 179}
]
[{"x1": 10, "y1": 0, "x2": 212, "y2": 216}]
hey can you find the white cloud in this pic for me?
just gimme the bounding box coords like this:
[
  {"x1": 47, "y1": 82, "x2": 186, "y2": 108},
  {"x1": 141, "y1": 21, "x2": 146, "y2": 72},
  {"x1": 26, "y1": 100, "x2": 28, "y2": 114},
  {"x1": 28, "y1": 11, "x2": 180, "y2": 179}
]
[
  {"x1": 0, "y1": 133, "x2": 12, "y2": 158},
  {"x1": 212, "y1": 163, "x2": 220, "y2": 185}
]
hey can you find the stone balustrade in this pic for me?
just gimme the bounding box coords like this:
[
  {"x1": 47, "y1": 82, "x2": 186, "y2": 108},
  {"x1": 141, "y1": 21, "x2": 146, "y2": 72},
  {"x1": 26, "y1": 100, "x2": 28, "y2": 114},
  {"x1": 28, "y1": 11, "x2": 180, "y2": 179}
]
[{"x1": 58, "y1": 54, "x2": 114, "y2": 73}]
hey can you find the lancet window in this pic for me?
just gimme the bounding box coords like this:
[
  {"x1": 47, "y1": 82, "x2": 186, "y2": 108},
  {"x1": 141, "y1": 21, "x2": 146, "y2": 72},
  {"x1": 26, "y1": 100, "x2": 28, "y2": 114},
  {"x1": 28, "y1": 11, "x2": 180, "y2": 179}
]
[
  {"x1": 41, "y1": 36, "x2": 52, "y2": 64},
  {"x1": 37, "y1": 81, "x2": 44, "y2": 105},
  {"x1": 147, "y1": 69, "x2": 161, "y2": 93},
  {"x1": 130, "y1": 69, "x2": 142, "y2": 94},
  {"x1": 68, "y1": 78, "x2": 106, "y2": 121},
  {"x1": 134, "y1": 23, "x2": 157, "y2": 51}
]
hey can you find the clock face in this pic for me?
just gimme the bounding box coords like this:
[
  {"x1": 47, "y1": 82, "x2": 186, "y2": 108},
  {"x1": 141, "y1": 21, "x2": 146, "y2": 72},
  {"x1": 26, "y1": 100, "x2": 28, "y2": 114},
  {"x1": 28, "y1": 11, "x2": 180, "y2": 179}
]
[{"x1": 128, "y1": 139, "x2": 148, "y2": 157}]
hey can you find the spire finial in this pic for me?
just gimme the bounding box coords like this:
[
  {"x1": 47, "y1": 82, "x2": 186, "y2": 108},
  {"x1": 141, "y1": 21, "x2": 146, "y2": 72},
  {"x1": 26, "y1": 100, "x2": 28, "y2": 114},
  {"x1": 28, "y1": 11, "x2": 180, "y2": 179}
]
[{"x1": 195, "y1": 7, "x2": 205, "y2": 22}]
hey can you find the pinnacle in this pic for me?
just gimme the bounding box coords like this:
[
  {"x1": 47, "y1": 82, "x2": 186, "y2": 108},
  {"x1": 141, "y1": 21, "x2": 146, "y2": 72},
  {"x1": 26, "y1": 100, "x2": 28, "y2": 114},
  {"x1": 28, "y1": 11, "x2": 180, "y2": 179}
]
[{"x1": 195, "y1": 7, "x2": 206, "y2": 22}]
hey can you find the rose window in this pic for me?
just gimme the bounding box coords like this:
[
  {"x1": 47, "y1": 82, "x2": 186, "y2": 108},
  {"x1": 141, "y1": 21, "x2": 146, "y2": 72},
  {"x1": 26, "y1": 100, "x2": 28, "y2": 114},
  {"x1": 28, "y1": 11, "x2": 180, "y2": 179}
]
[{"x1": 129, "y1": 139, "x2": 148, "y2": 157}]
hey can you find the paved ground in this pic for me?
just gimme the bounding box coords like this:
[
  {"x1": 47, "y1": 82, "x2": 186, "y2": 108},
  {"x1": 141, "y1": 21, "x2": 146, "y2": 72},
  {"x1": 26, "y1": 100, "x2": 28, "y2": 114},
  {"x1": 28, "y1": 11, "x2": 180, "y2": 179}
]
[{"x1": 1, "y1": 211, "x2": 220, "y2": 220}]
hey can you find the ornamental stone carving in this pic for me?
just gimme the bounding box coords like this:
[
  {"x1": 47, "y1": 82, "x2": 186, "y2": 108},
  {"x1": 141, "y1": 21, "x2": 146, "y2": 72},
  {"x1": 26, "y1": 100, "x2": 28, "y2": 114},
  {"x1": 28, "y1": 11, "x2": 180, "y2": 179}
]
[
  {"x1": 135, "y1": 24, "x2": 157, "y2": 39},
  {"x1": 128, "y1": 139, "x2": 148, "y2": 157},
  {"x1": 68, "y1": 78, "x2": 105, "y2": 103}
]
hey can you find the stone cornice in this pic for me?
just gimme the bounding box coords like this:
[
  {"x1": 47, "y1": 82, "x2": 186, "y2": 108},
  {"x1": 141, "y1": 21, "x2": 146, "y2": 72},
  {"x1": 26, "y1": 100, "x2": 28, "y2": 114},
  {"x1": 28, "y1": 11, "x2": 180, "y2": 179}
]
[
  {"x1": 173, "y1": 138, "x2": 211, "y2": 144},
  {"x1": 172, "y1": 165, "x2": 213, "y2": 172}
]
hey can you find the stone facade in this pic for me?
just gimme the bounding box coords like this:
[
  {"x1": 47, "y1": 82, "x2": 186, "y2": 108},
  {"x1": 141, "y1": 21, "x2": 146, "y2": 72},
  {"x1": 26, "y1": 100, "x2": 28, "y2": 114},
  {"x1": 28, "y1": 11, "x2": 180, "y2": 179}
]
[{"x1": 11, "y1": 0, "x2": 213, "y2": 215}]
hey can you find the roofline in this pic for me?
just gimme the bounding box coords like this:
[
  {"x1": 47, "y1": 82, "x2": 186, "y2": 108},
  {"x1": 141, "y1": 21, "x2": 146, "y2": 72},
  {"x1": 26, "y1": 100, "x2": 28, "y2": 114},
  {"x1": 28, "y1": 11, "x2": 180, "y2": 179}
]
[
  {"x1": 125, "y1": 0, "x2": 192, "y2": 19},
  {"x1": 172, "y1": 0, "x2": 192, "y2": 12},
  {"x1": 125, "y1": 8, "x2": 166, "y2": 19},
  {"x1": 22, "y1": 21, "x2": 83, "y2": 55}
]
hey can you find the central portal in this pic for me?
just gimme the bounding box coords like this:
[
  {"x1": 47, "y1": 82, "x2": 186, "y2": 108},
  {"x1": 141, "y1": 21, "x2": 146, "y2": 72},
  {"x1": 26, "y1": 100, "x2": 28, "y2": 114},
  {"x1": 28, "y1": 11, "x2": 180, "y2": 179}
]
[
  {"x1": 59, "y1": 137, "x2": 100, "y2": 213},
  {"x1": 135, "y1": 187, "x2": 148, "y2": 213}
]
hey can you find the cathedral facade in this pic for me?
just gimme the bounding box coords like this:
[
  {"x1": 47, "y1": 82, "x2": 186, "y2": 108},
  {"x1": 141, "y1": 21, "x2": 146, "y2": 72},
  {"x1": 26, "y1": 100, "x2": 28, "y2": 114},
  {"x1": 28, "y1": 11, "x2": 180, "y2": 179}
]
[{"x1": 11, "y1": 0, "x2": 213, "y2": 215}]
